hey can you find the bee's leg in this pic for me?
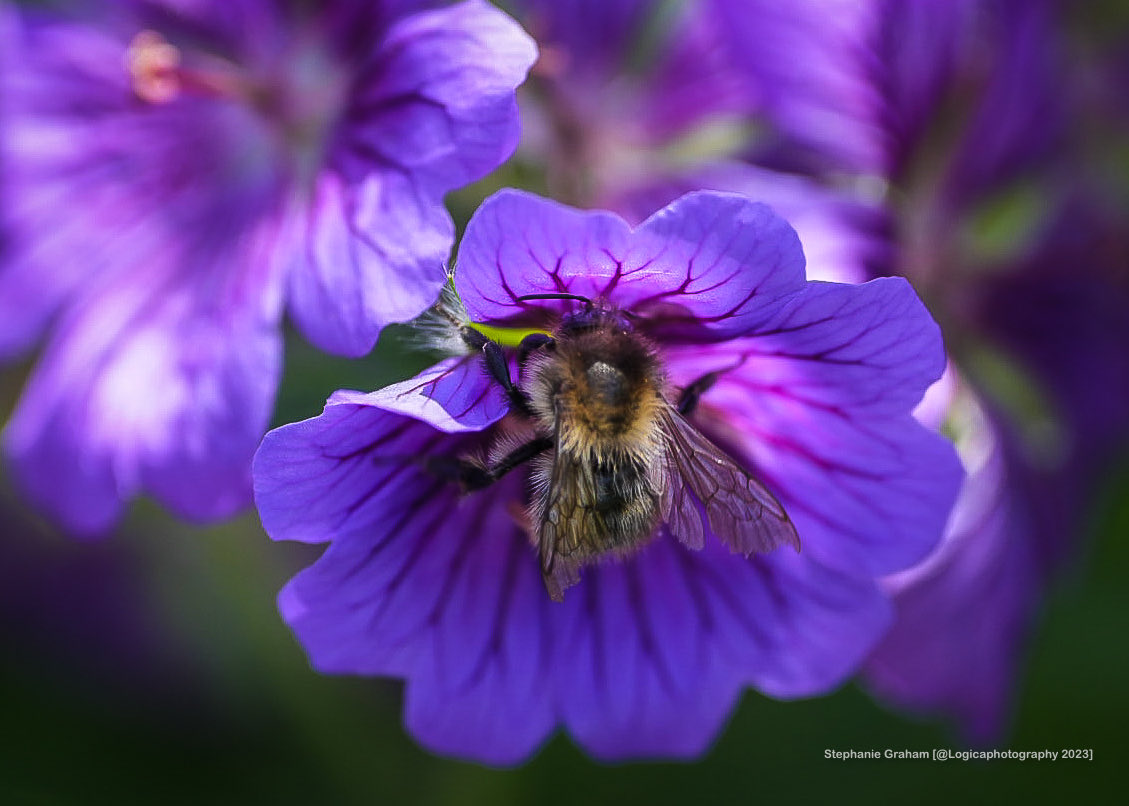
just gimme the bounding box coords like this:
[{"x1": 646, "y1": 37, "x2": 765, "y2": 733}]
[
  {"x1": 483, "y1": 340, "x2": 536, "y2": 417},
  {"x1": 517, "y1": 333, "x2": 555, "y2": 368},
  {"x1": 421, "y1": 436, "x2": 553, "y2": 492},
  {"x1": 458, "y1": 324, "x2": 489, "y2": 351},
  {"x1": 677, "y1": 372, "x2": 720, "y2": 416}
]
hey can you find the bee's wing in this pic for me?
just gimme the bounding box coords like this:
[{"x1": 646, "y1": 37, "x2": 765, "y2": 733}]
[
  {"x1": 538, "y1": 412, "x2": 585, "y2": 601},
  {"x1": 539, "y1": 446, "x2": 576, "y2": 571},
  {"x1": 659, "y1": 407, "x2": 800, "y2": 556}
]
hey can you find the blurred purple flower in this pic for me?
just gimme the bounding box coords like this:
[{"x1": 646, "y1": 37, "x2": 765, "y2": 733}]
[
  {"x1": 865, "y1": 205, "x2": 1129, "y2": 741},
  {"x1": 704, "y1": 0, "x2": 1062, "y2": 186},
  {"x1": 0, "y1": 0, "x2": 536, "y2": 534},
  {"x1": 253, "y1": 189, "x2": 962, "y2": 763},
  {"x1": 867, "y1": 385, "x2": 1041, "y2": 743},
  {"x1": 846, "y1": 0, "x2": 1129, "y2": 742}
]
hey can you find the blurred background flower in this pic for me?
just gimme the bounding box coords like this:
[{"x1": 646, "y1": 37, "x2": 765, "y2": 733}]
[
  {"x1": 0, "y1": 0, "x2": 535, "y2": 533},
  {"x1": 1, "y1": 0, "x2": 1127, "y2": 798}
]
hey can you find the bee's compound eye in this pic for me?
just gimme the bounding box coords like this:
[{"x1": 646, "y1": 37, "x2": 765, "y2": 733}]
[{"x1": 586, "y1": 361, "x2": 627, "y2": 406}]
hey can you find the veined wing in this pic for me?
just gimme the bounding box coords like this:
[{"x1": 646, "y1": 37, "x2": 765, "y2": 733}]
[
  {"x1": 659, "y1": 406, "x2": 799, "y2": 556},
  {"x1": 536, "y1": 408, "x2": 589, "y2": 600}
]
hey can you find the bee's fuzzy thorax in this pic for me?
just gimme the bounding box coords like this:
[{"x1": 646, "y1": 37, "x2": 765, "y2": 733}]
[{"x1": 524, "y1": 319, "x2": 668, "y2": 464}]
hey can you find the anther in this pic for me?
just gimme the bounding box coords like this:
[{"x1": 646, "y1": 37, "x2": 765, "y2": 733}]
[{"x1": 126, "y1": 30, "x2": 182, "y2": 104}]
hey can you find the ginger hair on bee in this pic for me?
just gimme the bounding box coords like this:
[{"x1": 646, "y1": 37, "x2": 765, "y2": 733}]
[{"x1": 524, "y1": 323, "x2": 668, "y2": 465}]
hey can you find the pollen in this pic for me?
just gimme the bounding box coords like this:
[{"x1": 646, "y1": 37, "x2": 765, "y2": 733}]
[{"x1": 126, "y1": 30, "x2": 182, "y2": 104}]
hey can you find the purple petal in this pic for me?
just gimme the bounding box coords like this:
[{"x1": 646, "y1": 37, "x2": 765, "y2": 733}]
[
  {"x1": 627, "y1": 191, "x2": 807, "y2": 333},
  {"x1": 978, "y1": 208, "x2": 1129, "y2": 461},
  {"x1": 548, "y1": 542, "x2": 747, "y2": 760},
  {"x1": 455, "y1": 189, "x2": 806, "y2": 339},
  {"x1": 706, "y1": 0, "x2": 885, "y2": 175},
  {"x1": 0, "y1": 8, "x2": 289, "y2": 355},
  {"x1": 255, "y1": 360, "x2": 509, "y2": 547},
  {"x1": 554, "y1": 539, "x2": 889, "y2": 760},
  {"x1": 259, "y1": 400, "x2": 893, "y2": 763},
  {"x1": 352, "y1": 0, "x2": 538, "y2": 188},
  {"x1": 944, "y1": 0, "x2": 1064, "y2": 201},
  {"x1": 349, "y1": 355, "x2": 508, "y2": 432},
  {"x1": 914, "y1": 364, "x2": 957, "y2": 432},
  {"x1": 510, "y1": 0, "x2": 651, "y2": 81},
  {"x1": 455, "y1": 189, "x2": 632, "y2": 320},
  {"x1": 401, "y1": 494, "x2": 557, "y2": 765},
  {"x1": 865, "y1": 434, "x2": 1037, "y2": 744},
  {"x1": 513, "y1": 0, "x2": 750, "y2": 144},
  {"x1": 5, "y1": 273, "x2": 281, "y2": 535},
  {"x1": 874, "y1": 0, "x2": 978, "y2": 168},
  {"x1": 637, "y1": 2, "x2": 756, "y2": 141},
  {"x1": 0, "y1": 227, "x2": 90, "y2": 360},
  {"x1": 664, "y1": 278, "x2": 962, "y2": 577},
  {"x1": 280, "y1": 171, "x2": 453, "y2": 357},
  {"x1": 254, "y1": 396, "x2": 471, "y2": 547},
  {"x1": 286, "y1": 0, "x2": 538, "y2": 356},
  {"x1": 604, "y1": 162, "x2": 891, "y2": 285}
]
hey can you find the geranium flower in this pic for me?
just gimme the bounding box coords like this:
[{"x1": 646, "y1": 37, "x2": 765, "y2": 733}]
[
  {"x1": 253, "y1": 189, "x2": 962, "y2": 763},
  {"x1": 0, "y1": 0, "x2": 536, "y2": 533}
]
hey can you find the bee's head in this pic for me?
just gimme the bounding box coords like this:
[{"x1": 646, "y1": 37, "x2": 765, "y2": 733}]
[
  {"x1": 560, "y1": 306, "x2": 632, "y2": 335},
  {"x1": 516, "y1": 293, "x2": 633, "y2": 337}
]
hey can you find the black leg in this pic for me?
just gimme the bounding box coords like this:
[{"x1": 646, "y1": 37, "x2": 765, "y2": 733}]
[
  {"x1": 421, "y1": 436, "x2": 553, "y2": 492},
  {"x1": 459, "y1": 324, "x2": 488, "y2": 351},
  {"x1": 483, "y1": 340, "x2": 535, "y2": 417},
  {"x1": 677, "y1": 372, "x2": 719, "y2": 416}
]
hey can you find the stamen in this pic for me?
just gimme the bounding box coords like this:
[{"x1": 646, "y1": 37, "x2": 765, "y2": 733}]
[
  {"x1": 125, "y1": 30, "x2": 254, "y2": 105},
  {"x1": 126, "y1": 30, "x2": 182, "y2": 104}
]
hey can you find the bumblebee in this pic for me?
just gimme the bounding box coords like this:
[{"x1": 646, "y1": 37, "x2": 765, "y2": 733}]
[{"x1": 433, "y1": 294, "x2": 799, "y2": 600}]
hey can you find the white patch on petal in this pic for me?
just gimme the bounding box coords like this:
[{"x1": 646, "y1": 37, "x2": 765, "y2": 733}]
[{"x1": 88, "y1": 325, "x2": 188, "y2": 484}]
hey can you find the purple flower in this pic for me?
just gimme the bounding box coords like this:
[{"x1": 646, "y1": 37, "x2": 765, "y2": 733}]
[
  {"x1": 0, "y1": 0, "x2": 536, "y2": 534},
  {"x1": 862, "y1": 205, "x2": 1129, "y2": 742},
  {"x1": 866, "y1": 388, "x2": 1040, "y2": 743},
  {"x1": 253, "y1": 189, "x2": 962, "y2": 763}
]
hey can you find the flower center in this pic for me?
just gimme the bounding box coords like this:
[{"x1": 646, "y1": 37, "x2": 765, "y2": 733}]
[
  {"x1": 125, "y1": 30, "x2": 181, "y2": 103},
  {"x1": 123, "y1": 27, "x2": 350, "y2": 189}
]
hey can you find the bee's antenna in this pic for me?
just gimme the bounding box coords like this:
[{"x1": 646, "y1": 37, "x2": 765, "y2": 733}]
[{"x1": 516, "y1": 293, "x2": 592, "y2": 308}]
